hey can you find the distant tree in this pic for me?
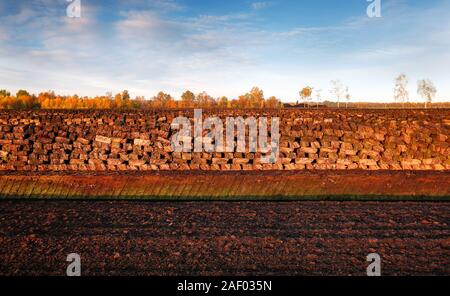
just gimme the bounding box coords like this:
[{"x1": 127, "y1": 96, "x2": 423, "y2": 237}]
[
  {"x1": 217, "y1": 96, "x2": 229, "y2": 108},
  {"x1": 153, "y1": 91, "x2": 168, "y2": 108},
  {"x1": 249, "y1": 87, "x2": 264, "y2": 108},
  {"x1": 114, "y1": 93, "x2": 124, "y2": 109},
  {"x1": 153, "y1": 91, "x2": 173, "y2": 108},
  {"x1": 196, "y1": 92, "x2": 215, "y2": 108},
  {"x1": 344, "y1": 87, "x2": 351, "y2": 108},
  {"x1": 122, "y1": 90, "x2": 131, "y2": 108},
  {"x1": 330, "y1": 80, "x2": 345, "y2": 108},
  {"x1": 417, "y1": 79, "x2": 437, "y2": 109},
  {"x1": 15, "y1": 89, "x2": 39, "y2": 109},
  {"x1": 16, "y1": 89, "x2": 30, "y2": 98},
  {"x1": 299, "y1": 87, "x2": 313, "y2": 108},
  {"x1": 0, "y1": 90, "x2": 11, "y2": 97},
  {"x1": 236, "y1": 94, "x2": 248, "y2": 108},
  {"x1": 181, "y1": 90, "x2": 195, "y2": 108},
  {"x1": 230, "y1": 98, "x2": 239, "y2": 108},
  {"x1": 121, "y1": 90, "x2": 130, "y2": 100},
  {"x1": 394, "y1": 74, "x2": 409, "y2": 107},
  {"x1": 265, "y1": 96, "x2": 278, "y2": 108},
  {"x1": 314, "y1": 89, "x2": 322, "y2": 109},
  {"x1": 133, "y1": 96, "x2": 146, "y2": 109}
]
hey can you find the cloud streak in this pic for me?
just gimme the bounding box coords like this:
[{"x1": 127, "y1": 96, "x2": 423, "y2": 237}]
[{"x1": 251, "y1": 2, "x2": 273, "y2": 10}]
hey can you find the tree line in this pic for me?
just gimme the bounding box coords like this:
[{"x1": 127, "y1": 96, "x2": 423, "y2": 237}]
[
  {"x1": 0, "y1": 87, "x2": 282, "y2": 110},
  {"x1": 297, "y1": 74, "x2": 441, "y2": 109},
  {"x1": 0, "y1": 75, "x2": 445, "y2": 110}
]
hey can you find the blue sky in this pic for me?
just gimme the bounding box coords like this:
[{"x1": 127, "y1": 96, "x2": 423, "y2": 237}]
[{"x1": 0, "y1": 0, "x2": 449, "y2": 102}]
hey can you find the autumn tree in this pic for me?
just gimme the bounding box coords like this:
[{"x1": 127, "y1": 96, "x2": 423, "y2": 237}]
[
  {"x1": 96, "y1": 95, "x2": 114, "y2": 109},
  {"x1": 121, "y1": 90, "x2": 129, "y2": 100},
  {"x1": 181, "y1": 90, "x2": 195, "y2": 108},
  {"x1": 230, "y1": 98, "x2": 239, "y2": 108},
  {"x1": 266, "y1": 96, "x2": 281, "y2": 108},
  {"x1": 299, "y1": 87, "x2": 313, "y2": 108},
  {"x1": 121, "y1": 90, "x2": 131, "y2": 108},
  {"x1": 0, "y1": 90, "x2": 13, "y2": 109},
  {"x1": 111, "y1": 90, "x2": 131, "y2": 109},
  {"x1": 38, "y1": 91, "x2": 53, "y2": 108},
  {"x1": 15, "y1": 89, "x2": 39, "y2": 109},
  {"x1": 196, "y1": 92, "x2": 215, "y2": 108},
  {"x1": 417, "y1": 79, "x2": 437, "y2": 109},
  {"x1": 394, "y1": 74, "x2": 409, "y2": 107},
  {"x1": 132, "y1": 96, "x2": 146, "y2": 109},
  {"x1": 153, "y1": 91, "x2": 173, "y2": 108},
  {"x1": 249, "y1": 87, "x2": 264, "y2": 108},
  {"x1": 217, "y1": 96, "x2": 229, "y2": 108},
  {"x1": 16, "y1": 90, "x2": 30, "y2": 98},
  {"x1": 237, "y1": 94, "x2": 249, "y2": 108},
  {"x1": 0, "y1": 90, "x2": 10, "y2": 97},
  {"x1": 114, "y1": 93, "x2": 124, "y2": 109},
  {"x1": 14, "y1": 89, "x2": 27, "y2": 109}
]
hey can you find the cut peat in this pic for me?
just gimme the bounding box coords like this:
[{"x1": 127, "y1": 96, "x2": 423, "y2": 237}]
[{"x1": 0, "y1": 170, "x2": 449, "y2": 200}]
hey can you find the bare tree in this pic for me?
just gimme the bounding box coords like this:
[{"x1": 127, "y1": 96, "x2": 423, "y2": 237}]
[
  {"x1": 417, "y1": 79, "x2": 437, "y2": 109},
  {"x1": 314, "y1": 88, "x2": 322, "y2": 109},
  {"x1": 394, "y1": 74, "x2": 409, "y2": 108},
  {"x1": 344, "y1": 87, "x2": 351, "y2": 108},
  {"x1": 330, "y1": 80, "x2": 345, "y2": 108}
]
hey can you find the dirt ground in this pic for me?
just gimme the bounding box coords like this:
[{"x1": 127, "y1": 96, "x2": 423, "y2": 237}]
[{"x1": 0, "y1": 200, "x2": 448, "y2": 276}]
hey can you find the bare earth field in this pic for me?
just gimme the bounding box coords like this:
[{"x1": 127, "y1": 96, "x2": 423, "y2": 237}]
[{"x1": 0, "y1": 200, "x2": 448, "y2": 276}]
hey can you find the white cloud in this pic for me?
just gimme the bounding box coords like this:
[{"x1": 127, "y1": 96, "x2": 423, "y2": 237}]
[
  {"x1": 116, "y1": 10, "x2": 182, "y2": 43},
  {"x1": 251, "y1": 2, "x2": 272, "y2": 10}
]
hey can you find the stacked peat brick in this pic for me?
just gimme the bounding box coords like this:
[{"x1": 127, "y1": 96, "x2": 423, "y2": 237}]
[{"x1": 0, "y1": 110, "x2": 449, "y2": 171}]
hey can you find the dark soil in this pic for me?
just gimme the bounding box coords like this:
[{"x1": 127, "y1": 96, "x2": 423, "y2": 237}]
[{"x1": 0, "y1": 201, "x2": 449, "y2": 275}]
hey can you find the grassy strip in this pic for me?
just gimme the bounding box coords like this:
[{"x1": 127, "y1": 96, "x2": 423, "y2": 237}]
[{"x1": 1, "y1": 172, "x2": 449, "y2": 201}]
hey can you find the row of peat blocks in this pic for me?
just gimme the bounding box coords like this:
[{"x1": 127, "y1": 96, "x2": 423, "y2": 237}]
[{"x1": 0, "y1": 109, "x2": 449, "y2": 171}]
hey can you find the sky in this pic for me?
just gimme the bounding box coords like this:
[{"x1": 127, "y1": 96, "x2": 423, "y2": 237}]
[{"x1": 0, "y1": 0, "x2": 449, "y2": 102}]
